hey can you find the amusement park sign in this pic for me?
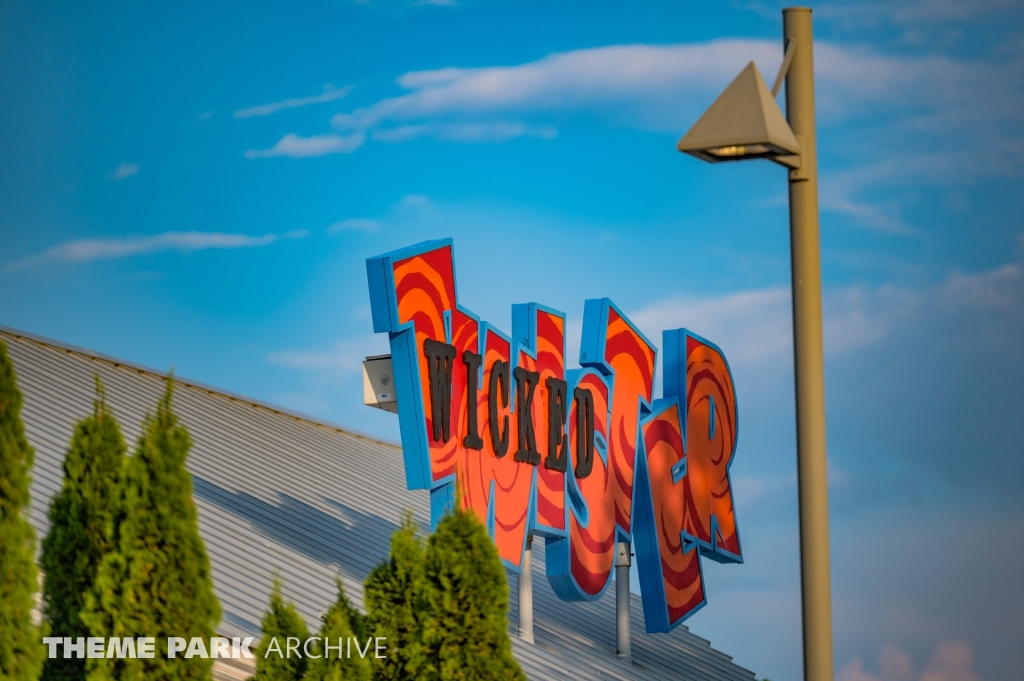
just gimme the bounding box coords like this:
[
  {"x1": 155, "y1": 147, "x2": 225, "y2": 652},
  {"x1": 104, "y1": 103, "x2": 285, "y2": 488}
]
[{"x1": 366, "y1": 239, "x2": 741, "y2": 633}]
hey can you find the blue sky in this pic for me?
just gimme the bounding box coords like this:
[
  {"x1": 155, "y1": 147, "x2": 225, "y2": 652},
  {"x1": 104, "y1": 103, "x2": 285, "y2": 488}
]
[{"x1": 2, "y1": 0, "x2": 1023, "y2": 679}]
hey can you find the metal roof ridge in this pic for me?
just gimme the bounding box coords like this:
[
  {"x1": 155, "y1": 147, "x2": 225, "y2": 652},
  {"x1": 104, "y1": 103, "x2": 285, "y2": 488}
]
[{"x1": 0, "y1": 324, "x2": 400, "y2": 449}]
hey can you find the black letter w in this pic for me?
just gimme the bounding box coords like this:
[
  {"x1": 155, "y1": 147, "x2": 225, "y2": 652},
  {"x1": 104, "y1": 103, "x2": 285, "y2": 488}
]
[{"x1": 424, "y1": 338, "x2": 457, "y2": 443}]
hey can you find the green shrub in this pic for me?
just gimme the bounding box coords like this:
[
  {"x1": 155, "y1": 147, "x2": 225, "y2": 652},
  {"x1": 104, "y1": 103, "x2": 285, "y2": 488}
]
[
  {"x1": 82, "y1": 381, "x2": 220, "y2": 681},
  {"x1": 253, "y1": 577, "x2": 311, "y2": 681},
  {"x1": 305, "y1": 578, "x2": 370, "y2": 681},
  {"x1": 41, "y1": 378, "x2": 127, "y2": 681},
  {"x1": 364, "y1": 514, "x2": 426, "y2": 681},
  {"x1": 0, "y1": 339, "x2": 46, "y2": 681},
  {"x1": 420, "y1": 509, "x2": 525, "y2": 681}
]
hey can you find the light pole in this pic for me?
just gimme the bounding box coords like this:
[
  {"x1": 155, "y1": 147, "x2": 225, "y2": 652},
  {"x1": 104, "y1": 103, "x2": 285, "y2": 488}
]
[{"x1": 676, "y1": 8, "x2": 834, "y2": 681}]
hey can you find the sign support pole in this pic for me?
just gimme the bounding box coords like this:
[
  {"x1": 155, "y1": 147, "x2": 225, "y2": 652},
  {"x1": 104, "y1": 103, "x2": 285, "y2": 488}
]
[
  {"x1": 783, "y1": 8, "x2": 834, "y2": 681},
  {"x1": 518, "y1": 536, "x2": 534, "y2": 643},
  {"x1": 615, "y1": 541, "x2": 631, "y2": 658}
]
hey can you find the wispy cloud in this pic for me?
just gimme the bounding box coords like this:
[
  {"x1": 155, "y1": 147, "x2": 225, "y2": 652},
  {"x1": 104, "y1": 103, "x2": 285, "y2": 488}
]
[
  {"x1": 326, "y1": 39, "x2": 1022, "y2": 136},
  {"x1": 628, "y1": 287, "x2": 793, "y2": 368},
  {"x1": 626, "y1": 255, "x2": 1022, "y2": 370},
  {"x1": 327, "y1": 218, "x2": 380, "y2": 234},
  {"x1": 820, "y1": 0, "x2": 1023, "y2": 27},
  {"x1": 244, "y1": 131, "x2": 366, "y2": 159},
  {"x1": 819, "y1": 139, "x2": 1024, "y2": 234},
  {"x1": 626, "y1": 284, "x2": 904, "y2": 370},
  {"x1": 326, "y1": 194, "x2": 433, "y2": 235},
  {"x1": 820, "y1": 176, "x2": 916, "y2": 236},
  {"x1": 5, "y1": 230, "x2": 309, "y2": 271},
  {"x1": 271, "y1": 253, "x2": 1021, "y2": 390},
  {"x1": 371, "y1": 121, "x2": 556, "y2": 143},
  {"x1": 838, "y1": 640, "x2": 981, "y2": 681},
  {"x1": 331, "y1": 40, "x2": 774, "y2": 136},
  {"x1": 249, "y1": 40, "x2": 776, "y2": 161},
  {"x1": 247, "y1": 38, "x2": 1022, "y2": 233},
  {"x1": 267, "y1": 337, "x2": 377, "y2": 375},
  {"x1": 396, "y1": 193, "x2": 431, "y2": 209},
  {"x1": 234, "y1": 85, "x2": 354, "y2": 119},
  {"x1": 109, "y1": 163, "x2": 139, "y2": 181}
]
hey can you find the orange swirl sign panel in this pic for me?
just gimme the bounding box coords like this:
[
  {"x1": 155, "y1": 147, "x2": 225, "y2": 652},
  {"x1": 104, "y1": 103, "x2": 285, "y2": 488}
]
[{"x1": 367, "y1": 239, "x2": 742, "y2": 631}]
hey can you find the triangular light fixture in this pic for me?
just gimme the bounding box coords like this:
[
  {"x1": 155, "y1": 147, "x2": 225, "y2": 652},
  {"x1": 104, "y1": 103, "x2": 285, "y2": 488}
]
[{"x1": 677, "y1": 62, "x2": 800, "y2": 167}]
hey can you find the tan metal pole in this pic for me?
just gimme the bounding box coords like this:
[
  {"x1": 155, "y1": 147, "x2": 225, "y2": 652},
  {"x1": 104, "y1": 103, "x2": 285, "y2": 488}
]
[
  {"x1": 782, "y1": 8, "x2": 834, "y2": 681},
  {"x1": 615, "y1": 541, "x2": 632, "y2": 658},
  {"x1": 518, "y1": 536, "x2": 534, "y2": 643}
]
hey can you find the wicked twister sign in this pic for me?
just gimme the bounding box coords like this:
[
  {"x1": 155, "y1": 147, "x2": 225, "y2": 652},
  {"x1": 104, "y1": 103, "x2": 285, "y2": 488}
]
[{"x1": 366, "y1": 240, "x2": 742, "y2": 632}]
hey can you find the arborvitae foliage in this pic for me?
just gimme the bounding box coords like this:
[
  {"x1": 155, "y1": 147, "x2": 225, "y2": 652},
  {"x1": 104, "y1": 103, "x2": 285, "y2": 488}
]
[
  {"x1": 0, "y1": 339, "x2": 46, "y2": 681},
  {"x1": 253, "y1": 577, "x2": 311, "y2": 681},
  {"x1": 420, "y1": 509, "x2": 525, "y2": 681},
  {"x1": 81, "y1": 381, "x2": 221, "y2": 681},
  {"x1": 41, "y1": 378, "x2": 126, "y2": 681},
  {"x1": 305, "y1": 578, "x2": 371, "y2": 681},
  {"x1": 364, "y1": 513, "x2": 426, "y2": 681}
]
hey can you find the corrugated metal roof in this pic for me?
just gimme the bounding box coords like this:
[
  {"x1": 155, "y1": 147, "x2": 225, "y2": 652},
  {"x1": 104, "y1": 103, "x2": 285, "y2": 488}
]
[{"x1": 2, "y1": 326, "x2": 757, "y2": 681}]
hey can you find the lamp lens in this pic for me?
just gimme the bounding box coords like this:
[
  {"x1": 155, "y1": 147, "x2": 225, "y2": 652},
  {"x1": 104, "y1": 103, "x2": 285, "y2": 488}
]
[{"x1": 707, "y1": 144, "x2": 771, "y2": 158}]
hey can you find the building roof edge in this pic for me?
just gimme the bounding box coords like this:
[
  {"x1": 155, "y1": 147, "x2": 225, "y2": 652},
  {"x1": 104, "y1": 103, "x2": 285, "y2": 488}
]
[{"x1": 0, "y1": 324, "x2": 401, "y2": 450}]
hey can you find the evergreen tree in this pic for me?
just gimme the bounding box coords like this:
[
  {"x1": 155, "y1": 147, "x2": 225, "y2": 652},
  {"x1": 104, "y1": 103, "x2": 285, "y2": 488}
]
[
  {"x1": 363, "y1": 513, "x2": 426, "y2": 681},
  {"x1": 252, "y1": 577, "x2": 311, "y2": 681},
  {"x1": 420, "y1": 509, "x2": 525, "y2": 681},
  {"x1": 81, "y1": 381, "x2": 221, "y2": 681},
  {"x1": 41, "y1": 378, "x2": 126, "y2": 681},
  {"x1": 305, "y1": 578, "x2": 370, "y2": 681},
  {"x1": 0, "y1": 339, "x2": 46, "y2": 681}
]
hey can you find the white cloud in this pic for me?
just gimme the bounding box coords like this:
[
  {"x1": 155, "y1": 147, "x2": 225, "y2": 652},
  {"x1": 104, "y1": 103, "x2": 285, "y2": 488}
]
[
  {"x1": 327, "y1": 218, "x2": 380, "y2": 234},
  {"x1": 812, "y1": 46, "x2": 1022, "y2": 125},
  {"x1": 109, "y1": 163, "x2": 140, "y2": 181},
  {"x1": 331, "y1": 40, "x2": 777, "y2": 135},
  {"x1": 820, "y1": 0, "x2": 1023, "y2": 26},
  {"x1": 5, "y1": 230, "x2": 308, "y2": 271},
  {"x1": 267, "y1": 337, "x2": 379, "y2": 375},
  {"x1": 371, "y1": 121, "x2": 556, "y2": 143},
  {"x1": 624, "y1": 257, "x2": 1021, "y2": 370},
  {"x1": 837, "y1": 641, "x2": 981, "y2": 681},
  {"x1": 625, "y1": 282, "x2": 903, "y2": 367},
  {"x1": 838, "y1": 644, "x2": 915, "y2": 681},
  {"x1": 268, "y1": 347, "x2": 360, "y2": 372},
  {"x1": 819, "y1": 163, "x2": 919, "y2": 235},
  {"x1": 880, "y1": 644, "x2": 916, "y2": 681},
  {"x1": 841, "y1": 657, "x2": 886, "y2": 681},
  {"x1": 238, "y1": 37, "x2": 1023, "y2": 235},
  {"x1": 919, "y1": 642, "x2": 982, "y2": 681},
  {"x1": 628, "y1": 287, "x2": 793, "y2": 368},
  {"x1": 817, "y1": 142, "x2": 1024, "y2": 235},
  {"x1": 234, "y1": 85, "x2": 354, "y2": 119},
  {"x1": 247, "y1": 39, "x2": 1021, "y2": 233},
  {"x1": 351, "y1": 40, "x2": 1024, "y2": 233},
  {"x1": 940, "y1": 263, "x2": 1022, "y2": 310},
  {"x1": 324, "y1": 194, "x2": 437, "y2": 237},
  {"x1": 396, "y1": 193, "x2": 431, "y2": 209},
  {"x1": 326, "y1": 39, "x2": 1021, "y2": 230},
  {"x1": 325, "y1": 39, "x2": 1021, "y2": 136},
  {"x1": 819, "y1": 191, "x2": 915, "y2": 236},
  {"x1": 244, "y1": 131, "x2": 366, "y2": 159},
  {"x1": 731, "y1": 473, "x2": 795, "y2": 507}
]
